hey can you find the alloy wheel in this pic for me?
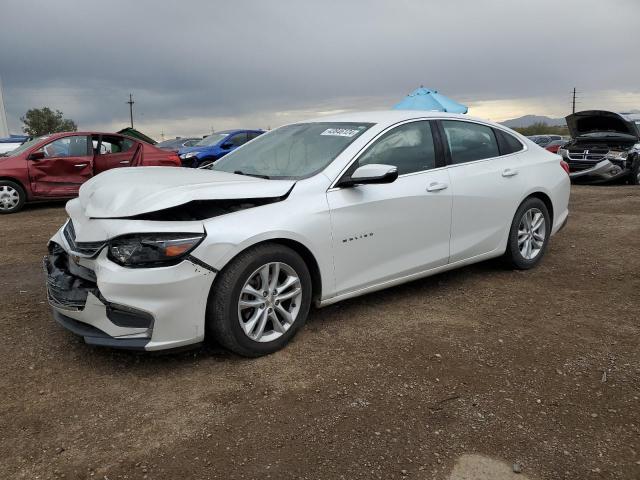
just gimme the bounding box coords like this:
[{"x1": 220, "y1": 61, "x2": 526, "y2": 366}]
[
  {"x1": 237, "y1": 262, "x2": 302, "y2": 343},
  {"x1": 518, "y1": 207, "x2": 546, "y2": 260},
  {"x1": 0, "y1": 185, "x2": 20, "y2": 211}
]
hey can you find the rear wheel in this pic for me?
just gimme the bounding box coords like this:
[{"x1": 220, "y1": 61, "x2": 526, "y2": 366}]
[
  {"x1": 206, "y1": 243, "x2": 312, "y2": 357},
  {"x1": 504, "y1": 197, "x2": 550, "y2": 269},
  {"x1": 0, "y1": 180, "x2": 26, "y2": 214}
]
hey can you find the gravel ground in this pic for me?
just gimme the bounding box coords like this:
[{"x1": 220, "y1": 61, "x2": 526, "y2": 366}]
[{"x1": 1, "y1": 185, "x2": 639, "y2": 480}]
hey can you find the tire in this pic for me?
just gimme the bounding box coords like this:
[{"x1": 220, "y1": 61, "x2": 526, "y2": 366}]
[
  {"x1": 199, "y1": 160, "x2": 214, "y2": 169},
  {"x1": 0, "y1": 180, "x2": 26, "y2": 214},
  {"x1": 628, "y1": 157, "x2": 640, "y2": 185},
  {"x1": 504, "y1": 197, "x2": 551, "y2": 270},
  {"x1": 206, "y1": 243, "x2": 312, "y2": 357}
]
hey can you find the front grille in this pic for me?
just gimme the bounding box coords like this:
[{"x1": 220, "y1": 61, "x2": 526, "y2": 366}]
[
  {"x1": 44, "y1": 245, "x2": 99, "y2": 311},
  {"x1": 64, "y1": 221, "x2": 105, "y2": 257},
  {"x1": 567, "y1": 148, "x2": 608, "y2": 162}
]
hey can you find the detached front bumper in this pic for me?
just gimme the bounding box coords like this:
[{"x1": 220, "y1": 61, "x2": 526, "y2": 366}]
[
  {"x1": 45, "y1": 228, "x2": 216, "y2": 351},
  {"x1": 569, "y1": 159, "x2": 629, "y2": 182}
]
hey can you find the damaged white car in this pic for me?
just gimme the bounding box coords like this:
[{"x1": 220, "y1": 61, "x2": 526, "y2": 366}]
[{"x1": 45, "y1": 111, "x2": 570, "y2": 356}]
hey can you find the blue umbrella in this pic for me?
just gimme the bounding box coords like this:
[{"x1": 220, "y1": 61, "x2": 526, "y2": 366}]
[{"x1": 393, "y1": 86, "x2": 468, "y2": 114}]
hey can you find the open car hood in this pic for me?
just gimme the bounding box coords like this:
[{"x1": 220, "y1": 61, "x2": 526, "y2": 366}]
[
  {"x1": 79, "y1": 167, "x2": 295, "y2": 218},
  {"x1": 565, "y1": 110, "x2": 640, "y2": 140}
]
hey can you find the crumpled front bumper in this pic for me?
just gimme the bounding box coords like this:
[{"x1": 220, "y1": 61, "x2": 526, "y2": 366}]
[
  {"x1": 45, "y1": 227, "x2": 216, "y2": 351},
  {"x1": 569, "y1": 159, "x2": 629, "y2": 182}
]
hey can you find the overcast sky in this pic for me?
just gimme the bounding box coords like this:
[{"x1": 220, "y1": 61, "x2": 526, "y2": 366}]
[{"x1": 1, "y1": 0, "x2": 639, "y2": 139}]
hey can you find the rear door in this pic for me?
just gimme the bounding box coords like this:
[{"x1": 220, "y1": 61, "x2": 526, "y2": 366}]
[
  {"x1": 93, "y1": 134, "x2": 138, "y2": 173},
  {"x1": 28, "y1": 135, "x2": 93, "y2": 196},
  {"x1": 439, "y1": 120, "x2": 526, "y2": 263}
]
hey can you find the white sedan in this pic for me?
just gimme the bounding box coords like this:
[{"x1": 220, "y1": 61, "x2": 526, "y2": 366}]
[{"x1": 45, "y1": 111, "x2": 570, "y2": 356}]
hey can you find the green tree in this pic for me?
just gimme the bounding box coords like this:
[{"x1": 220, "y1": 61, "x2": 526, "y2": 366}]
[
  {"x1": 513, "y1": 122, "x2": 569, "y2": 137},
  {"x1": 21, "y1": 107, "x2": 77, "y2": 136}
]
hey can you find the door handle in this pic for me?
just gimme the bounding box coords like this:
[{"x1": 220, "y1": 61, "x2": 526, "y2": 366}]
[
  {"x1": 74, "y1": 163, "x2": 88, "y2": 168},
  {"x1": 502, "y1": 168, "x2": 519, "y2": 177},
  {"x1": 119, "y1": 160, "x2": 130, "y2": 165},
  {"x1": 426, "y1": 182, "x2": 448, "y2": 192}
]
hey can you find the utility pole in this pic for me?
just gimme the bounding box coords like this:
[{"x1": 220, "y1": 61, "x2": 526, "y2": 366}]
[
  {"x1": 127, "y1": 93, "x2": 135, "y2": 128},
  {"x1": 572, "y1": 87, "x2": 577, "y2": 114}
]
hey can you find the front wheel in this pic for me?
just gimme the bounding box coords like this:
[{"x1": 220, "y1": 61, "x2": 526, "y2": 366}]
[
  {"x1": 504, "y1": 197, "x2": 551, "y2": 269},
  {"x1": 206, "y1": 243, "x2": 312, "y2": 357},
  {"x1": 0, "y1": 180, "x2": 26, "y2": 214}
]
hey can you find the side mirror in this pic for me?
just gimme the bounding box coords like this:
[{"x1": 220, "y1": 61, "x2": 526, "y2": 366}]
[
  {"x1": 220, "y1": 142, "x2": 233, "y2": 149},
  {"x1": 337, "y1": 164, "x2": 398, "y2": 188},
  {"x1": 28, "y1": 151, "x2": 45, "y2": 161}
]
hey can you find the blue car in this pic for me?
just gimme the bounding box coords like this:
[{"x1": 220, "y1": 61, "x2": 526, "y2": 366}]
[{"x1": 178, "y1": 129, "x2": 264, "y2": 167}]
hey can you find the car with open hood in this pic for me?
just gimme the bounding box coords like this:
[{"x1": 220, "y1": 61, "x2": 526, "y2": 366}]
[
  {"x1": 558, "y1": 110, "x2": 640, "y2": 184},
  {"x1": 45, "y1": 111, "x2": 570, "y2": 356},
  {"x1": 178, "y1": 129, "x2": 264, "y2": 168},
  {"x1": 0, "y1": 131, "x2": 181, "y2": 213}
]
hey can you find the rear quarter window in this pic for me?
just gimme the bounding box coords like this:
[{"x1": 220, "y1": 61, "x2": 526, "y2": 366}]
[{"x1": 494, "y1": 129, "x2": 525, "y2": 155}]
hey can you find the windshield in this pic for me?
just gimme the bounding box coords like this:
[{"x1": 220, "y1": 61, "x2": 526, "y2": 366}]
[
  {"x1": 211, "y1": 122, "x2": 373, "y2": 179},
  {"x1": 195, "y1": 133, "x2": 229, "y2": 147},
  {"x1": 5, "y1": 136, "x2": 49, "y2": 157}
]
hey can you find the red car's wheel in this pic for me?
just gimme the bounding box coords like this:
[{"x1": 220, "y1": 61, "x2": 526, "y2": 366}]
[{"x1": 0, "y1": 180, "x2": 26, "y2": 214}]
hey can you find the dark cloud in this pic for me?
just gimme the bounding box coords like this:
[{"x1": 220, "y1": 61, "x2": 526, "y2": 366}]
[{"x1": 1, "y1": 0, "x2": 639, "y2": 134}]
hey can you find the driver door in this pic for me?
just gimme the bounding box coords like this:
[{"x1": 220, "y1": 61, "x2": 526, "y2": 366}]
[
  {"x1": 28, "y1": 135, "x2": 93, "y2": 196},
  {"x1": 326, "y1": 120, "x2": 452, "y2": 297}
]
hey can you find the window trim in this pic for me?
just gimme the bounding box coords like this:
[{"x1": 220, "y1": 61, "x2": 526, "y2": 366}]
[{"x1": 330, "y1": 119, "x2": 447, "y2": 190}]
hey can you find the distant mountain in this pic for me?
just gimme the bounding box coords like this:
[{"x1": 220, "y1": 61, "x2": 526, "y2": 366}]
[{"x1": 501, "y1": 115, "x2": 566, "y2": 128}]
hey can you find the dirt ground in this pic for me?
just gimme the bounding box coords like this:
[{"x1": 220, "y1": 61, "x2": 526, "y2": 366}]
[{"x1": 1, "y1": 185, "x2": 639, "y2": 480}]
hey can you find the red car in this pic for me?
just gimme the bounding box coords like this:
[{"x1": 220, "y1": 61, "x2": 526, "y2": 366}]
[
  {"x1": 544, "y1": 139, "x2": 569, "y2": 154},
  {"x1": 0, "y1": 131, "x2": 180, "y2": 213}
]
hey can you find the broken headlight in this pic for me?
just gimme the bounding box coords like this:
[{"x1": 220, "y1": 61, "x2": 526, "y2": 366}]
[
  {"x1": 108, "y1": 233, "x2": 205, "y2": 267},
  {"x1": 605, "y1": 150, "x2": 628, "y2": 161}
]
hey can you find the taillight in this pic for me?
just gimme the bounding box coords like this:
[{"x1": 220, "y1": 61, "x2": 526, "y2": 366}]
[
  {"x1": 168, "y1": 154, "x2": 180, "y2": 165},
  {"x1": 560, "y1": 159, "x2": 570, "y2": 175}
]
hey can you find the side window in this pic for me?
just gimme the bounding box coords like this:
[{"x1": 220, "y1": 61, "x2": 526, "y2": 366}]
[
  {"x1": 248, "y1": 131, "x2": 262, "y2": 140},
  {"x1": 39, "y1": 136, "x2": 89, "y2": 158},
  {"x1": 357, "y1": 121, "x2": 437, "y2": 175},
  {"x1": 228, "y1": 133, "x2": 248, "y2": 147},
  {"x1": 442, "y1": 121, "x2": 499, "y2": 164},
  {"x1": 98, "y1": 135, "x2": 135, "y2": 155},
  {"x1": 495, "y1": 129, "x2": 525, "y2": 155}
]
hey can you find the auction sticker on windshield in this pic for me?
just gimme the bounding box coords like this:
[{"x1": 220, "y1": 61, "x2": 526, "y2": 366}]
[{"x1": 320, "y1": 128, "x2": 362, "y2": 137}]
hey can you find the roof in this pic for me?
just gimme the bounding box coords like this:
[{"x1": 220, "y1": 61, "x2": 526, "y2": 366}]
[
  {"x1": 302, "y1": 110, "x2": 491, "y2": 127},
  {"x1": 216, "y1": 129, "x2": 264, "y2": 134},
  {"x1": 117, "y1": 127, "x2": 157, "y2": 144}
]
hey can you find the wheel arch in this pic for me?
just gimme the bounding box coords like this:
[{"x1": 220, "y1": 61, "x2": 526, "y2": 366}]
[
  {"x1": 210, "y1": 237, "x2": 324, "y2": 305},
  {"x1": 0, "y1": 177, "x2": 28, "y2": 197},
  {"x1": 524, "y1": 191, "x2": 554, "y2": 225}
]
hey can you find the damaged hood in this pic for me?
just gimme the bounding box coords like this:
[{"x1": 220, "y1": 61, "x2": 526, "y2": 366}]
[
  {"x1": 79, "y1": 167, "x2": 295, "y2": 218},
  {"x1": 566, "y1": 110, "x2": 639, "y2": 140}
]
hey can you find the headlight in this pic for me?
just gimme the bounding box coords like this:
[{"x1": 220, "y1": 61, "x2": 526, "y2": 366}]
[
  {"x1": 180, "y1": 152, "x2": 197, "y2": 160},
  {"x1": 557, "y1": 148, "x2": 568, "y2": 158},
  {"x1": 605, "y1": 150, "x2": 628, "y2": 161},
  {"x1": 108, "y1": 233, "x2": 205, "y2": 267}
]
